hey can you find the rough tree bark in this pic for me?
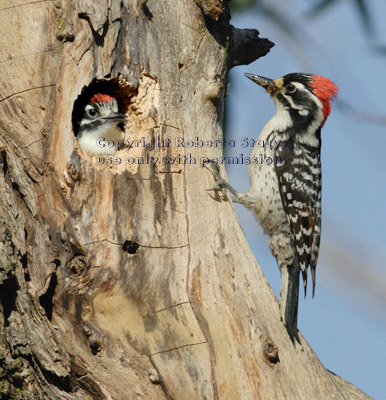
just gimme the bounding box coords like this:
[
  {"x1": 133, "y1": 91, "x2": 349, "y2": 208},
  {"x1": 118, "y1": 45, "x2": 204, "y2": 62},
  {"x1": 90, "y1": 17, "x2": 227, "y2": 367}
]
[{"x1": 0, "y1": 0, "x2": 372, "y2": 399}]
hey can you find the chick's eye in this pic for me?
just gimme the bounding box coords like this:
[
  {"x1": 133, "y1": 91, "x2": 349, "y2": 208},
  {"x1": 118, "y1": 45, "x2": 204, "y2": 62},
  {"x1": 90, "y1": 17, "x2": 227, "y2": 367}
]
[
  {"x1": 86, "y1": 109, "x2": 98, "y2": 118},
  {"x1": 286, "y1": 84, "x2": 296, "y2": 94}
]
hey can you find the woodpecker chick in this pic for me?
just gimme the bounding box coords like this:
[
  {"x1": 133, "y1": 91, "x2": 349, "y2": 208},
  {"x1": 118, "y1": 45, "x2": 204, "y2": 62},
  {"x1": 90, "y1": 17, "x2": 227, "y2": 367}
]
[
  {"x1": 76, "y1": 93, "x2": 126, "y2": 155},
  {"x1": 210, "y1": 72, "x2": 338, "y2": 336}
]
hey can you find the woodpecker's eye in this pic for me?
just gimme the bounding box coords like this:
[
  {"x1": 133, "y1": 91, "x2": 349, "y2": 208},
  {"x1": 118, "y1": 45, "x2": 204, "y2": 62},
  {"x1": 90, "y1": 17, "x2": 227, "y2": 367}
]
[
  {"x1": 286, "y1": 84, "x2": 296, "y2": 94},
  {"x1": 86, "y1": 108, "x2": 98, "y2": 119}
]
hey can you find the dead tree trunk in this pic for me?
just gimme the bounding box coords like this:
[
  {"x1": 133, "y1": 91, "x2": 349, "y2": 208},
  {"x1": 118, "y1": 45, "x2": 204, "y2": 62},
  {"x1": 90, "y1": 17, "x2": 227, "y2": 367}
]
[{"x1": 0, "y1": 0, "x2": 372, "y2": 399}]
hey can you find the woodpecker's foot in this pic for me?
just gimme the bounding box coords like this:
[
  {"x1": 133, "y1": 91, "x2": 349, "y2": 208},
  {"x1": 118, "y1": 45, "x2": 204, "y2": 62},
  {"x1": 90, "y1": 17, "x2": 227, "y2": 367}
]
[{"x1": 206, "y1": 161, "x2": 239, "y2": 198}]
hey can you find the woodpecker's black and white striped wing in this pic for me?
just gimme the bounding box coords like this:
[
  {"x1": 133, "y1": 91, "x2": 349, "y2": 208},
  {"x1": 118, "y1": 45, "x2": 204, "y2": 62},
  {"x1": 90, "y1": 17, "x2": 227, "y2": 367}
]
[{"x1": 275, "y1": 141, "x2": 322, "y2": 295}]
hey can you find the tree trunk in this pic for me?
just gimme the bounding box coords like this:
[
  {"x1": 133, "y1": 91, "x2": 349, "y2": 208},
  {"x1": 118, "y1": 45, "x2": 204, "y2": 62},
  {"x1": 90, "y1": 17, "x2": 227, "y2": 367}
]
[{"x1": 0, "y1": 0, "x2": 372, "y2": 399}]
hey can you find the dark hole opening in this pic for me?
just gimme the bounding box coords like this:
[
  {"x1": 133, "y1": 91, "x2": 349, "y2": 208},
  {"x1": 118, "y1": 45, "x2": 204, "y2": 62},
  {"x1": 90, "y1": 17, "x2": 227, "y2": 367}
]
[
  {"x1": 0, "y1": 276, "x2": 19, "y2": 326},
  {"x1": 123, "y1": 240, "x2": 140, "y2": 254},
  {"x1": 39, "y1": 273, "x2": 58, "y2": 321}
]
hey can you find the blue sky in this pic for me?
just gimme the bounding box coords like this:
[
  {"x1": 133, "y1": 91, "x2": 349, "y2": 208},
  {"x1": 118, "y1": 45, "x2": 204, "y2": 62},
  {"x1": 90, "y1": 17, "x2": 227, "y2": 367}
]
[{"x1": 226, "y1": 1, "x2": 386, "y2": 398}]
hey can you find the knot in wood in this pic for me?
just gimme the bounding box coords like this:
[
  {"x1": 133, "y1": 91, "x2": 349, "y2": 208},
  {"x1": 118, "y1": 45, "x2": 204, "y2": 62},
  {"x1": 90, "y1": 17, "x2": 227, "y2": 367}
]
[
  {"x1": 204, "y1": 82, "x2": 223, "y2": 102},
  {"x1": 67, "y1": 153, "x2": 81, "y2": 182},
  {"x1": 83, "y1": 324, "x2": 103, "y2": 355},
  {"x1": 261, "y1": 335, "x2": 279, "y2": 365},
  {"x1": 67, "y1": 256, "x2": 87, "y2": 275},
  {"x1": 148, "y1": 368, "x2": 160, "y2": 384}
]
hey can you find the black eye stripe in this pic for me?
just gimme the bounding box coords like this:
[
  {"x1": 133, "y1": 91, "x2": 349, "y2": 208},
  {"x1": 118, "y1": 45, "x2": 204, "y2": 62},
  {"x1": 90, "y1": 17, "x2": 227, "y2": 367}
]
[
  {"x1": 80, "y1": 119, "x2": 103, "y2": 130},
  {"x1": 290, "y1": 90, "x2": 317, "y2": 108}
]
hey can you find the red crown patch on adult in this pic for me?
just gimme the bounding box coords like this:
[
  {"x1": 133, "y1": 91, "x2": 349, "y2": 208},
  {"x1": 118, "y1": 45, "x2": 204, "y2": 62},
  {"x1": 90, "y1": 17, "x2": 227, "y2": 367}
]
[
  {"x1": 91, "y1": 93, "x2": 115, "y2": 105},
  {"x1": 310, "y1": 75, "x2": 338, "y2": 125}
]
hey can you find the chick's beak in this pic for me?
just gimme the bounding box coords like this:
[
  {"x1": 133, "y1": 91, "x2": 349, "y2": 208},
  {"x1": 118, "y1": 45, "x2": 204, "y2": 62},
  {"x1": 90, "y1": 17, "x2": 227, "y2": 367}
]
[
  {"x1": 103, "y1": 111, "x2": 127, "y2": 123},
  {"x1": 244, "y1": 73, "x2": 277, "y2": 95}
]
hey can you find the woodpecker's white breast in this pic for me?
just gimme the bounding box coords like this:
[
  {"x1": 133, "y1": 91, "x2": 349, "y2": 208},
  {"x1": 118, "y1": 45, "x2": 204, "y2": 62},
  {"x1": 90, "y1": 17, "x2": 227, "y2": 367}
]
[{"x1": 242, "y1": 109, "x2": 292, "y2": 234}]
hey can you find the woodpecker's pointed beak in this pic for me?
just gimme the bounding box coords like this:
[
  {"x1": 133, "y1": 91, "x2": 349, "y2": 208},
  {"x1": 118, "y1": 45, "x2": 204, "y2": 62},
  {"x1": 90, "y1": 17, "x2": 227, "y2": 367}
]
[
  {"x1": 102, "y1": 112, "x2": 127, "y2": 123},
  {"x1": 244, "y1": 73, "x2": 277, "y2": 95}
]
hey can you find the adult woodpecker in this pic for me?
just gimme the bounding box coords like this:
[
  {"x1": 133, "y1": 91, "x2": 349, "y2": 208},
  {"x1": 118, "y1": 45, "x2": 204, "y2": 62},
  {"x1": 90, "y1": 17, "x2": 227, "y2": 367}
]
[
  {"x1": 76, "y1": 93, "x2": 126, "y2": 155},
  {"x1": 210, "y1": 73, "x2": 338, "y2": 336}
]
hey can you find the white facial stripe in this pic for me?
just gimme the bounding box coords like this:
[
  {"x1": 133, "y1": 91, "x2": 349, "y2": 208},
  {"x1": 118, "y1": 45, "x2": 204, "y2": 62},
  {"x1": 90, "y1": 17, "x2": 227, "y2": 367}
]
[
  {"x1": 98, "y1": 107, "x2": 115, "y2": 118},
  {"x1": 292, "y1": 81, "x2": 307, "y2": 90}
]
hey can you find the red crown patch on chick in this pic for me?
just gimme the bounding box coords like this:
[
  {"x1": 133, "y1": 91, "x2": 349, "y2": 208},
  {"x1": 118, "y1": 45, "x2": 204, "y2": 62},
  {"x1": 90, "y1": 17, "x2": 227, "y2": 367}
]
[{"x1": 90, "y1": 93, "x2": 116, "y2": 105}]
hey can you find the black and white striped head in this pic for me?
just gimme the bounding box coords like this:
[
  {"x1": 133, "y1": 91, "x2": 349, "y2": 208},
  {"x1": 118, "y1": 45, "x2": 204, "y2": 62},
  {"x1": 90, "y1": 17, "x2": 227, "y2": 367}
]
[
  {"x1": 77, "y1": 93, "x2": 126, "y2": 136},
  {"x1": 245, "y1": 73, "x2": 338, "y2": 131}
]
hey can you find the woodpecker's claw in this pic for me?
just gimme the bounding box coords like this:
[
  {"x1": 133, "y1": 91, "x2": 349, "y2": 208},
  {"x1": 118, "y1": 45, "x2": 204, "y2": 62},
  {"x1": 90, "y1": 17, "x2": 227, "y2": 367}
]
[
  {"x1": 207, "y1": 180, "x2": 229, "y2": 196},
  {"x1": 206, "y1": 161, "x2": 232, "y2": 197}
]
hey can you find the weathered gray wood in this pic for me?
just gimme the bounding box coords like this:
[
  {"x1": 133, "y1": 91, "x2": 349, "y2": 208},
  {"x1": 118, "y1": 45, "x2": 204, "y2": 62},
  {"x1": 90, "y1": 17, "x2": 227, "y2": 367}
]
[{"x1": 0, "y1": 0, "x2": 372, "y2": 399}]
